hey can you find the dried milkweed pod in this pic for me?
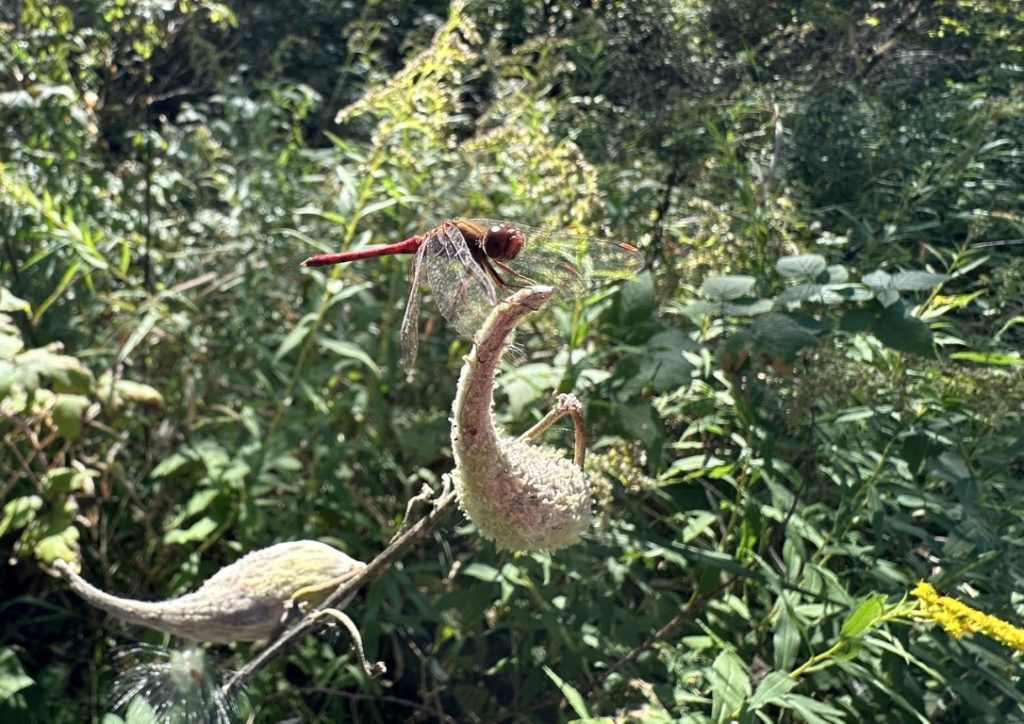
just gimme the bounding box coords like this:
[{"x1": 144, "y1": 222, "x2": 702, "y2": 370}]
[
  {"x1": 55, "y1": 540, "x2": 364, "y2": 643},
  {"x1": 450, "y1": 285, "x2": 591, "y2": 551}
]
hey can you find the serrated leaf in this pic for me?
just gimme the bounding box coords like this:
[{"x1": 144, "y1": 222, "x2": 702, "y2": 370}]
[
  {"x1": 702, "y1": 275, "x2": 756, "y2": 301},
  {"x1": 841, "y1": 594, "x2": 886, "y2": 639},
  {"x1": 776, "y1": 254, "x2": 826, "y2": 278}
]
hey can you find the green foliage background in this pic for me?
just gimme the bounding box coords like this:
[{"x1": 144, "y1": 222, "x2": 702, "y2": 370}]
[{"x1": 2, "y1": 0, "x2": 1023, "y2": 721}]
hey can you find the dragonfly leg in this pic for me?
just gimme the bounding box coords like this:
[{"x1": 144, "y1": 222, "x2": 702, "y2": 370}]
[{"x1": 516, "y1": 393, "x2": 586, "y2": 468}]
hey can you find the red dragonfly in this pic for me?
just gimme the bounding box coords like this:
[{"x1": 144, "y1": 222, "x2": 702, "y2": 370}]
[{"x1": 301, "y1": 217, "x2": 643, "y2": 369}]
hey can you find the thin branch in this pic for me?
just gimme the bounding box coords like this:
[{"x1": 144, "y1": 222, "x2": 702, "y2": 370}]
[{"x1": 220, "y1": 482, "x2": 457, "y2": 698}]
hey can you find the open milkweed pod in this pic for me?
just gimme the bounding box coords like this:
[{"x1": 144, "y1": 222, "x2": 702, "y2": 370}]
[
  {"x1": 450, "y1": 285, "x2": 592, "y2": 551},
  {"x1": 55, "y1": 540, "x2": 365, "y2": 643}
]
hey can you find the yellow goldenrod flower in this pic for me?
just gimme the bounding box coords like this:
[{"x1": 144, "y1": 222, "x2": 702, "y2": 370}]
[{"x1": 912, "y1": 581, "x2": 1024, "y2": 652}]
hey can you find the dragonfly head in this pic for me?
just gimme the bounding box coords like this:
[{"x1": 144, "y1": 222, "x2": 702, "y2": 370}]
[{"x1": 481, "y1": 223, "x2": 525, "y2": 261}]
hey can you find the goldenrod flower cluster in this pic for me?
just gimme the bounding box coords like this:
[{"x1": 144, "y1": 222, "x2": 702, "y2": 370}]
[{"x1": 912, "y1": 581, "x2": 1024, "y2": 652}]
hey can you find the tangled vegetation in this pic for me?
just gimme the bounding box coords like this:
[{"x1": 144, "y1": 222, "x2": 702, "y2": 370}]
[{"x1": 2, "y1": 0, "x2": 1023, "y2": 721}]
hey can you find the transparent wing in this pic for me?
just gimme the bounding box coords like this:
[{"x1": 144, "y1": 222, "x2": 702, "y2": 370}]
[
  {"x1": 422, "y1": 222, "x2": 498, "y2": 339},
  {"x1": 399, "y1": 245, "x2": 428, "y2": 370},
  {"x1": 469, "y1": 219, "x2": 644, "y2": 301}
]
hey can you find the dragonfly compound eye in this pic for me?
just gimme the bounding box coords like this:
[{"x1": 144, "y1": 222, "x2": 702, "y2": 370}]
[{"x1": 482, "y1": 224, "x2": 524, "y2": 261}]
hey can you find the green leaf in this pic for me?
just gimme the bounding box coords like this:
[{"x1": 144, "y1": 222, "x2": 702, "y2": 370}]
[
  {"x1": 749, "y1": 312, "x2": 829, "y2": 363},
  {"x1": 317, "y1": 338, "x2": 381, "y2": 376},
  {"x1": 163, "y1": 516, "x2": 219, "y2": 545},
  {"x1": 0, "y1": 496, "x2": 43, "y2": 537},
  {"x1": 748, "y1": 671, "x2": 796, "y2": 709},
  {"x1": 709, "y1": 650, "x2": 751, "y2": 722},
  {"x1": 840, "y1": 594, "x2": 886, "y2": 639},
  {"x1": 871, "y1": 305, "x2": 934, "y2": 356},
  {"x1": 150, "y1": 450, "x2": 196, "y2": 479},
  {"x1": 0, "y1": 332, "x2": 24, "y2": 357},
  {"x1": 702, "y1": 275, "x2": 756, "y2": 301},
  {"x1": 776, "y1": 254, "x2": 826, "y2": 278},
  {"x1": 0, "y1": 648, "x2": 34, "y2": 702},
  {"x1": 16, "y1": 348, "x2": 94, "y2": 393},
  {"x1": 542, "y1": 666, "x2": 589, "y2": 718},
  {"x1": 274, "y1": 313, "x2": 315, "y2": 362},
  {"x1": 891, "y1": 271, "x2": 949, "y2": 291},
  {"x1": 950, "y1": 351, "x2": 1023, "y2": 366},
  {"x1": 52, "y1": 393, "x2": 91, "y2": 439},
  {"x1": 113, "y1": 379, "x2": 164, "y2": 407},
  {"x1": 0, "y1": 288, "x2": 30, "y2": 314},
  {"x1": 773, "y1": 604, "x2": 801, "y2": 670},
  {"x1": 462, "y1": 563, "x2": 501, "y2": 582},
  {"x1": 32, "y1": 506, "x2": 81, "y2": 564}
]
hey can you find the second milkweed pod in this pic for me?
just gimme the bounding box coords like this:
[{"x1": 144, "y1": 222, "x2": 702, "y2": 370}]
[
  {"x1": 56, "y1": 540, "x2": 365, "y2": 643},
  {"x1": 450, "y1": 285, "x2": 592, "y2": 551}
]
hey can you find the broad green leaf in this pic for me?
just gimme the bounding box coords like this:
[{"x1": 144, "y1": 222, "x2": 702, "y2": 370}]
[
  {"x1": 749, "y1": 312, "x2": 829, "y2": 363},
  {"x1": 891, "y1": 271, "x2": 949, "y2": 291},
  {"x1": 871, "y1": 305, "x2": 934, "y2": 356},
  {"x1": 702, "y1": 275, "x2": 756, "y2": 301},
  {"x1": 776, "y1": 254, "x2": 826, "y2": 278}
]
